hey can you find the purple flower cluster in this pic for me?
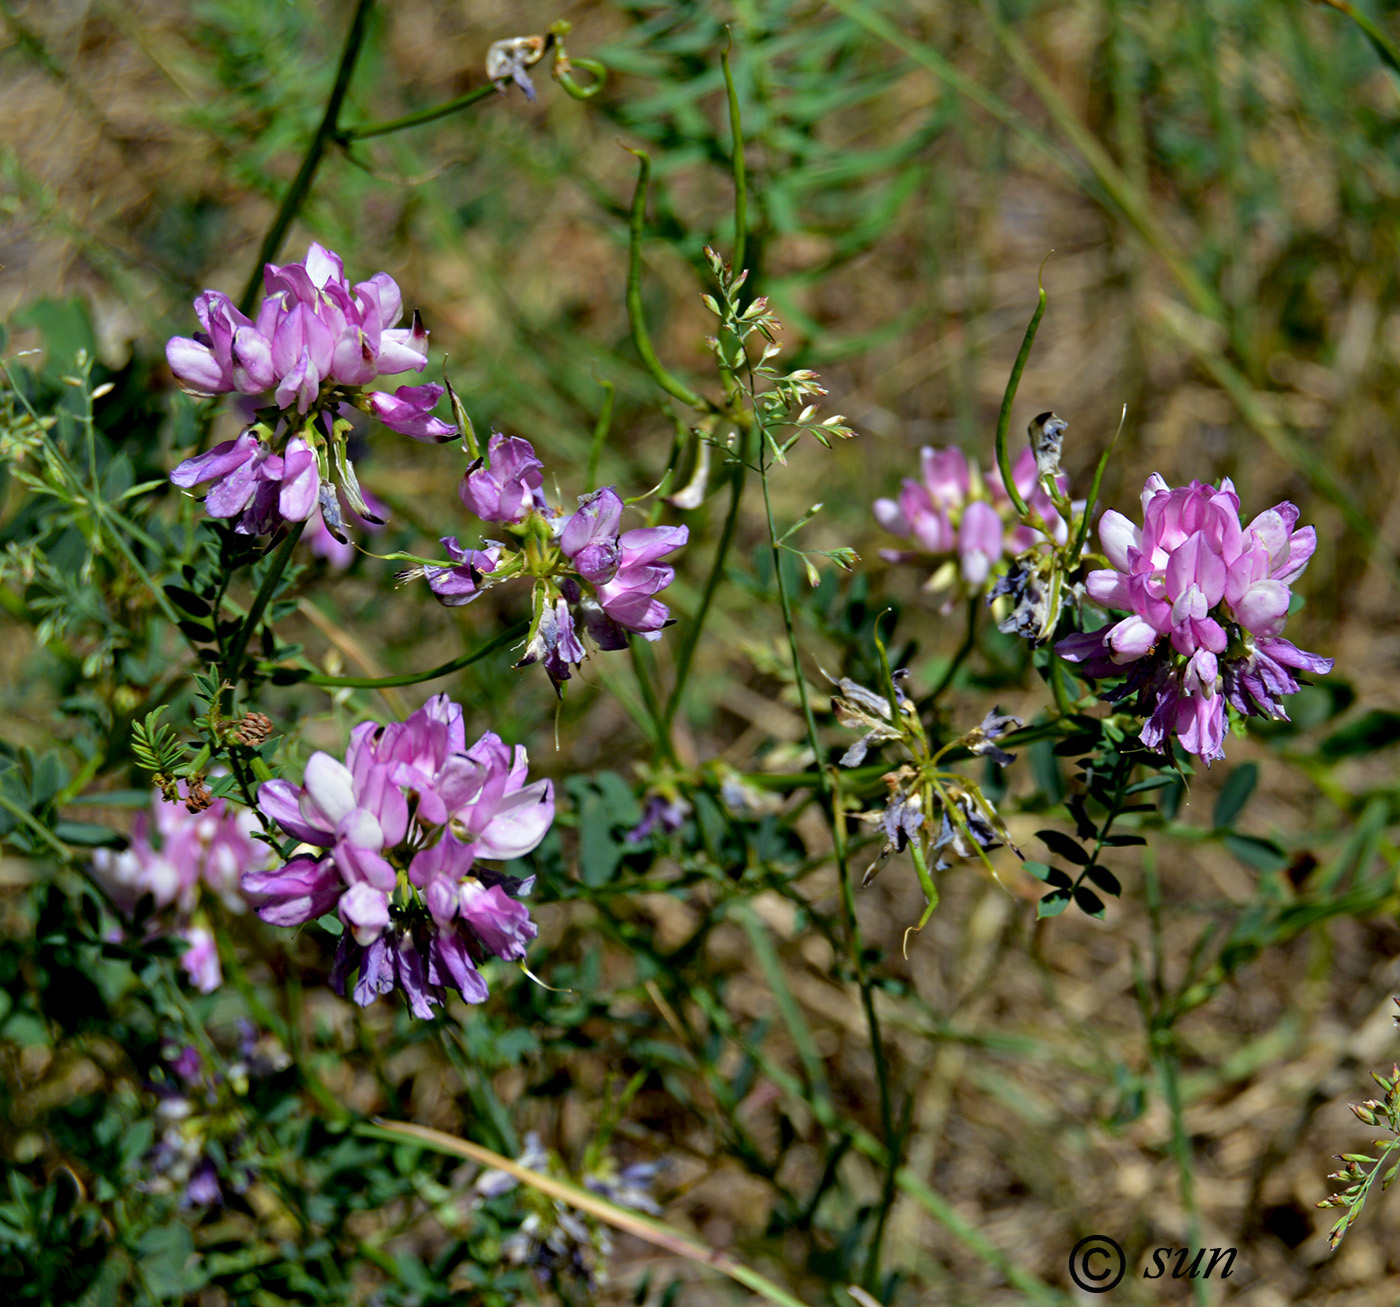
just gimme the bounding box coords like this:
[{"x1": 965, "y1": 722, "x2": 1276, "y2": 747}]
[
  {"x1": 425, "y1": 433, "x2": 689, "y2": 692},
  {"x1": 167, "y1": 242, "x2": 455, "y2": 537},
  {"x1": 91, "y1": 784, "x2": 268, "y2": 992},
  {"x1": 875, "y1": 446, "x2": 1071, "y2": 608},
  {"x1": 244, "y1": 694, "x2": 553, "y2": 1017},
  {"x1": 1057, "y1": 475, "x2": 1333, "y2": 763}
]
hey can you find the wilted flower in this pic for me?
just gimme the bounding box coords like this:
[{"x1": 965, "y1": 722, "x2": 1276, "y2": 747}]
[
  {"x1": 91, "y1": 782, "x2": 269, "y2": 992},
  {"x1": 245, "y1": 694, "x2": 553, "y2": 1017},
  {"x1": 486, "y1": 36, "x2": 546, "y2": 99},
  {"x1": 167, "y1": 242, "x2": 453, "y2": 535},
  {"x1": 473, "y1": 1133, "x2": 662, "y2": 1294},
  {"x1": 307, "y1": 485, "x2": 387, "y2": 570},
  {"x1": 1057, "y1": 475, "x2": 1333, "y2": 763}
]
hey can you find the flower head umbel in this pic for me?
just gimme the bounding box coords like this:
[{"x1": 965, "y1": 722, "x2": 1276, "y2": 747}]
[
  {"x1": 1056, "y1": 474, "x2": 1333, "y2": 764},
  {"x1": 167, "y1": 242, "x2": 454, "y2": 538},
  {"x1": 91, "y1": 783, "x2": 269, "y2": 992},
  {"x1": 244, "y1": 694, "x2": 554, "y2": 1017},
  {"x1": 416, "y1": 433, "x2": 688, "y2": 694},
  {"x1": 875, "y1": 444, "x2": 1072, "y2": 611}
]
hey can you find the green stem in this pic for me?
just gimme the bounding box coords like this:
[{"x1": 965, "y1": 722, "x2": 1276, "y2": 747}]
[
  {"x1": 585, "y1": 380, "x2": 615, "y2": 492},
  {"x1": 662, "y1": 455, "x2": 746, "y2": 730},
  {"x1": 628, "y1": 634, "x2": 671, "y2": 760},
  {"x1": 624, "y1": 149, "x2": 706, "y2": 409},
  {"x1": 993, "y1": 261, "x2": 1048, "y2": 518},
  {"x1": 304, "y1": 622, "x2": 528, "y2": 688},
  {"x1": 226, "y1": 522, "x2": 305, "y2": 687},
  {"x1": 721, "y1": 43, "x2": 747, "y2": 272},
  {"x1": 1159, "y1": 1045, "x2": 1210, "y2": 1307},
  {"x1": 237, "y1": 0, "x2": 375, "y2": 314},
  {"x1": 337, "y1": 82, "x2": 497, "y2": 141}
]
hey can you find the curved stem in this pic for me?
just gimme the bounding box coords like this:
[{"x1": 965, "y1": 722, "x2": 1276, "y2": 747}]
[
  {"x1": 721, "y1": 43, "x2": 747, "y2": 272},
  {"x1": 304, "y1": 622, "x2": 527, "y2": 688},
  {"x1": 993, "y1": 258, "x2": 1049, "y2": 518},
  {"x1": 339, "y1": 82, "x2": 498, "y2": 141},
  {"x1": 585, "y1": 380, "x2": 615, "y2": 492},
  {"x1": 624, "y1": 149, "x2": 706, "y2": 409},
  {"x1": 226, "y1": 522, "x2": 305, "y2": 687},
  {"x1": 237, "y1": 0, "x2": 376, "y2": 313}
]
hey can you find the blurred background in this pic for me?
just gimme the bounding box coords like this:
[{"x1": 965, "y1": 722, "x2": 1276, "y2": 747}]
[{"x1": 4, "y1": 0, "x2": 1400, "y2": 1303}]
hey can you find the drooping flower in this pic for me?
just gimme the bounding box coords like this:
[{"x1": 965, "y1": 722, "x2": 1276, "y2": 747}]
[
  {"x1": 91, "y1": 783, "x2": 269, "y2": 992},
  {"x1": 245, "y1": 695, "x2": 553, "y2": 1017},
  {"x1": 1057, "y1": 475, "x2": 1332, "y2": 763},
  {"x1": 167, "y1": 242, "x2": 453, "y2": 536}
]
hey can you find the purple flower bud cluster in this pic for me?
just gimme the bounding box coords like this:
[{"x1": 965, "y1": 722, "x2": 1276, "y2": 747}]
[
  {"x1": 167, "y1": 242, "x2": 455, "y2": 538},
  {"x1": 875, "y1": 445, "x2": 1071, "y2": 608},
  {"x1": 91, "y1": 783, "x2": 268, "y2": 992},
  {"x1": 1057, "y1": 475, "x2": 1333, "y2": 763},
  {"x1": 244, "y1": 694, "x2": 553, "y2": 1018},
  {"x1": 425, "y1": 433, "x2": 689, "y2": 692}
]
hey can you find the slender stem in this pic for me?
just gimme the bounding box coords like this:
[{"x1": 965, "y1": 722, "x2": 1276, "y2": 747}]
[
  {"x1": 226, "y1": 522, "x2": 305, "y2": 687},
  {"x1": 628, "y1": 634, "x2": 671, "y2": 760},
  {"x1": 305, "y1": 621, "x2": 528, "y2": 688},
  {"x1": 338, "y1": 83, "x2": 497, "y2": 141},
  {"x1": 993, "y1": 261, "x2": 1049, "y2": 518},
  {"x1": 662, "y1": 455, "x2": 745, "y2": 730},
  {"x1": 585, "y1": 380, "x2": 615, "y2": 492},
  {"x1": 237, "y1": 0, "x2": 376, "y2": 313},
  {"x1": 624, "y1": 149, "x2": 706, "y2": 409},
  {"x1": 721, "y1": 44, "x2": 747, "y2": 272},
  {"x1": 1159, "y1": 1046, "x2": 1210, "y2": 1307}
]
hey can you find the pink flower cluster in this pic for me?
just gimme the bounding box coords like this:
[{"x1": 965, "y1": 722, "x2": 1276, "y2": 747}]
[
  {"x1": 425, "y1": 433, "x2": 689, "y2": 692},
  {"x1": 244, "y1": 694, "x2": 553, "y2": 1017},
  {"x1": 1057, "y1": 475, "x2": 1333, "y2": 763},
  {"x1": 91, "y1": 785, "x2": 268, "y2": 992},
  {"x1": 875, "y1": 446, "x2": 1070, "y2": 606},
  {"x1": 168, "y1": 243, "x2": 455, "y2": 537}
]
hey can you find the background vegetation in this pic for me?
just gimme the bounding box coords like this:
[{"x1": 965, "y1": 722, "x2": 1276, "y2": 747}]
[{"x1": 3, "y1": 0, "x2": 1400, "y2": 1302}]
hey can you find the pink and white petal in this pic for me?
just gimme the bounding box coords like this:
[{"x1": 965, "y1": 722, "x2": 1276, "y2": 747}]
[
  {"x1": 1107, "y1": 615, "x2": 1159, "y2": 662},
  {"x1": 258, "y1": 779, "x2": 333, "y2": 845},
  {"x1": 1084, "y1": 568, "x2": 1131, "y2": 609},
  {"x1": 301, "y1": 752, "x2": 357, "y2": 826},
  {"x1": 1232, "y1": 579, "x2": 1291, "y2": 636},
  {"x1": 471, "y1": 779, "x2": 555, "y2": 860},
  {"x1": 1097, "y1": 510, "x2": 1140, "y2": 572}
]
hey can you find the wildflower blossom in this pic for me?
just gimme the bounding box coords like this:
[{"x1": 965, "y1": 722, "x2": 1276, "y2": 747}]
[
  {"x1": 91, "y1": 783, "x2": 268, "y2": 992},
  {"x1": 421, "y1": 433, "x2": 688, "y2": 692},
  {"x1": 167, "y1": 242, "x2": 454, "y2": 535},
  {"x1": 473, "y1": 1133, "x2": 662, "y2": 1293},
  {"x1": 140, "y1": 1027, "x2": 289, "y2": 1208},
  {"x1": 244, "y1": 694, "x2": 553, "y2": 1017},
  {"x1": 1057, "y1": 475, "x2": 1333, "y2": 763},
  {"x1": 875, "y1": 445, "x2": 1071, "y2": 609}
]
